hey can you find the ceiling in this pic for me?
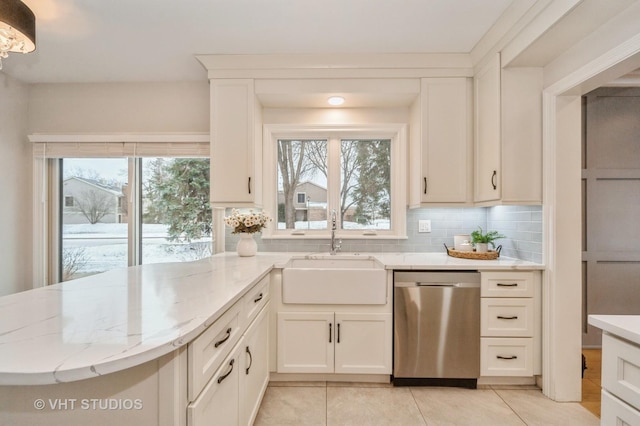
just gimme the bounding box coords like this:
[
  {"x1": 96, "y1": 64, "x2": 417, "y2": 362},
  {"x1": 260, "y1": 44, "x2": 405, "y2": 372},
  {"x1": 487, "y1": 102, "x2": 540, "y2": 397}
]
[{"x1": 3, "y1": 0, "x2": 515, "y2": 84}]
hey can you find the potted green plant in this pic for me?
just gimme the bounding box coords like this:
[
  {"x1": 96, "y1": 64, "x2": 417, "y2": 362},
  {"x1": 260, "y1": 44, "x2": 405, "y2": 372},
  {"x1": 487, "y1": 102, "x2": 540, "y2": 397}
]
[{"x1": 470, "y1": 227, "x2": 506, "y2": 253}]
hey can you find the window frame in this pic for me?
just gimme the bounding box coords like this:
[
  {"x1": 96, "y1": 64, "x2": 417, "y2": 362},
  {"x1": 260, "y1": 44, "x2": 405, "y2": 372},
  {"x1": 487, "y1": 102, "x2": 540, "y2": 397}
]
[
  {"x1": 296, "y1": 192, "x2": 307, "y2": 204},
  {"x1": 262, "y1": 124, "x2": 407, "y2": 239}
]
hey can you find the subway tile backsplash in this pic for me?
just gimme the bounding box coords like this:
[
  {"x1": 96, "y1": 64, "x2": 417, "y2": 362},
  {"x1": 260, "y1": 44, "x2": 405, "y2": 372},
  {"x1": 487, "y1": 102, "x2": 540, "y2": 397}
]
[{"x1": 224, "y1": 205, "x2": 543, "y2": 263}]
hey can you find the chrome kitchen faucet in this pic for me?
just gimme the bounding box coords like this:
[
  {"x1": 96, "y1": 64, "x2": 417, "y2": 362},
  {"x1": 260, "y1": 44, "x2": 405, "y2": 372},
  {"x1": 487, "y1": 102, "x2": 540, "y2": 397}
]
[{"x1": 330, "y1": 209, "x2": 342, "y2": 255}]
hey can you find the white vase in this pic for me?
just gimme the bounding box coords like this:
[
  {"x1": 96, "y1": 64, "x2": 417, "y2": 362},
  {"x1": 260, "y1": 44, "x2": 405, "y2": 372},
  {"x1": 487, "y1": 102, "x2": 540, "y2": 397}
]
[
  {"x1": 236, "y1": 233, "x2": 257, "y2": 257},
  {"x1": 475, "y1": 243, "x2": 489, "y2": 253}
]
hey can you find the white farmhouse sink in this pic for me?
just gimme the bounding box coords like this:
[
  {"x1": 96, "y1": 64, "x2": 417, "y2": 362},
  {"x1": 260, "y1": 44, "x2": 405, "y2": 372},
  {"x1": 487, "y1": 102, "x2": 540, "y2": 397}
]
[{"x1": 282, "y1": 255, "x2": 387, "y2": 305}]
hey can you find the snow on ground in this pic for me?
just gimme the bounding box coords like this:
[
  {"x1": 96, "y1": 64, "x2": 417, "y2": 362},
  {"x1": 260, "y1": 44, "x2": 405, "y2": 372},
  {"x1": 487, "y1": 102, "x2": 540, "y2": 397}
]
[{"x1": 63, "y1": 223, "x2": 211, "y2": 279}]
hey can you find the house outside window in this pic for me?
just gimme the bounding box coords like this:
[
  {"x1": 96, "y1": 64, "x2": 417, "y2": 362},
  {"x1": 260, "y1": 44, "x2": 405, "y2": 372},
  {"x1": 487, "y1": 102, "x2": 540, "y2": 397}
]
[{"x1": 64, "y1": 196, "x2": 74, "y2": 207}]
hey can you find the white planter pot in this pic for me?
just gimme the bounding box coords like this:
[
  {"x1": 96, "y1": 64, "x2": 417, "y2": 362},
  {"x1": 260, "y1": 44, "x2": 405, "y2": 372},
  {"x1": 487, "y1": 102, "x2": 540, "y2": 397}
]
[
  {"x1": 475, "y1": 243, "x2": 489, "y2": 253},
  {"x1": 236, "y1": 233, "x2": 257, "y2": 257}
]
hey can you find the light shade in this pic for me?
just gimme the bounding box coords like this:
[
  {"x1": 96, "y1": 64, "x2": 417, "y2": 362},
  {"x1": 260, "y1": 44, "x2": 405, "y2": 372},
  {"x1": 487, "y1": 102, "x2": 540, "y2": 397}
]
[{"x1": 0, "y1": 0, "x2": 36, "y2": 68}]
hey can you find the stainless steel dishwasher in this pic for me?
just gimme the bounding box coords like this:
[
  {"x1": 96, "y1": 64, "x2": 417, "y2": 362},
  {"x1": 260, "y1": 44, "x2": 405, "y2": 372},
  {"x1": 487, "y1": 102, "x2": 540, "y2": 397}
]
[{"x1": 393, "y1": 271, "x2": 480, "y2": 388}]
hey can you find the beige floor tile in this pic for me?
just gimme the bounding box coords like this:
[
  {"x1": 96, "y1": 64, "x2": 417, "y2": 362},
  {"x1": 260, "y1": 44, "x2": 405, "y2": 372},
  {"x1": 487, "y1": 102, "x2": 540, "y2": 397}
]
[
  {"x1": 327, "y1": 386, "x2": 426, "y2": 426},
  {"x1": 254, "y1": 386, "x2": 327, "y2": 426},
  {"x1": 268, "y1": 381, "x2": 327, "y2": 387},
  {"x1": 327, "y1": 381, "x2": 393, "y2": 388},
  {"x1": 496, "y1": 389, "x2": 600, "y2": 426},
  {"x1": 410, "y1": 387, "x2": 526, "y2": 426}
]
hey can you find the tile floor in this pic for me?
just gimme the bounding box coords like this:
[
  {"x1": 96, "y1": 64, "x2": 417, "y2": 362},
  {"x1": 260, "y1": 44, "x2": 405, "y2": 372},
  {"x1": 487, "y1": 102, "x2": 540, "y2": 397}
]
[{"x1": 254, "y1": 381, "x2": 600, "y2": 426}]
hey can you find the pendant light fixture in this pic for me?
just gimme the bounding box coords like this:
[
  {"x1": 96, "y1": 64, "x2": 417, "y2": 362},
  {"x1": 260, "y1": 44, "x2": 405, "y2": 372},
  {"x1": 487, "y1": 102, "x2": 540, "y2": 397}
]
[{"x1": 0, "y1": 0, "x2": 36, "y2": 70}]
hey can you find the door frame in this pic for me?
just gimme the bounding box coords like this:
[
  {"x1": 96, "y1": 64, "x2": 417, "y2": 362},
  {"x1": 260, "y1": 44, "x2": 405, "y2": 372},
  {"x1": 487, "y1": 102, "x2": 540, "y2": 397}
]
[{"x1": 542, "y1": 34, "x2": 640, "y2": 401}]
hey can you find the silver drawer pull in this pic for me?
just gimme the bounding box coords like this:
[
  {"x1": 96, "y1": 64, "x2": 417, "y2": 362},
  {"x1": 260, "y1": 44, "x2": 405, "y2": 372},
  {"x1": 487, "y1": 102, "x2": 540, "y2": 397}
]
[
  {"x1": 217, "y1": 359, "x2": 235, "y2": 384},
  {"x1": 496, "y1": 283, "x2": 518, "y2": 287},
  {"x1": 497, "y1": 355, "x2": 518, "y2": 360},
  {"x1": 214, "y1": 328, "x2": 232, "y2": 348},
  {"x1": 497, "y1": 315, "x2": 518, "y2": 320}
]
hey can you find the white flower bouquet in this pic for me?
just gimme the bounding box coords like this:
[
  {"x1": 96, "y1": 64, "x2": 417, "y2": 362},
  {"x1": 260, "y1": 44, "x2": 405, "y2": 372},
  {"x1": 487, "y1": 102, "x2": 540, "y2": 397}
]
[{"x1": 224, "y1": 209, "x2": 271, "y2": 234}]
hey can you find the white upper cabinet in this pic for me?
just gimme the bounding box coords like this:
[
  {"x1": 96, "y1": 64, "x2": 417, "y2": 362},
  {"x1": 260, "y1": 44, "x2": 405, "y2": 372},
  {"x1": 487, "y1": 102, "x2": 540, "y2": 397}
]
[
  {"x1": 409, "y1": 77, "x2": 473, "y2": 206},
  {"x1": 210, "y1": 79, "x2": 262, "y2": 207},
  {"x1": 501, "y1": 67, "x2": 543, "y2": 205},
  {"x1": 474, "y1": 54, "x2": 543, "y2": 205},
  {"x1": 474, "y1": 54, "x2": 502, "y2": 203}
]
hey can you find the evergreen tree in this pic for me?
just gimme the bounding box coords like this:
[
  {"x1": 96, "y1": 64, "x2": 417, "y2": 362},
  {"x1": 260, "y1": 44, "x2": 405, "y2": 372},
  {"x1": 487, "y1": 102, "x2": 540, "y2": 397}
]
[
  {"x1": 351, "y1": 140, "x2": 391, "y2": 225},
  {"x1": 144, "y1": 158, "x2": 212, "y2": 242}
]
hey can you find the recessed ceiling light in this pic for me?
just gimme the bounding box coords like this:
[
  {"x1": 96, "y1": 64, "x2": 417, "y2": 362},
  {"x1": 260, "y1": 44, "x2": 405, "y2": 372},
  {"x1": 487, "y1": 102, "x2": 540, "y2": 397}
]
[{"x1": 327, "y1": 96, "x2": 345, "y2": 106}]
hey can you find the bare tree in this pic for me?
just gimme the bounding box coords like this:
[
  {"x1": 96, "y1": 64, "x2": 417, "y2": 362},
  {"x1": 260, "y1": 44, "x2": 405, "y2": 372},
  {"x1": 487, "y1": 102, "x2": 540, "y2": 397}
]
[
  {"x1": 62, "y1": 247, "x2": 89, "y2": 281},
  {"x1": 278, "y1": 140, "x2": 320, "y2": 228},
  {"x1": 75, "y1": 189, "x2": 116, "y2": 224}
]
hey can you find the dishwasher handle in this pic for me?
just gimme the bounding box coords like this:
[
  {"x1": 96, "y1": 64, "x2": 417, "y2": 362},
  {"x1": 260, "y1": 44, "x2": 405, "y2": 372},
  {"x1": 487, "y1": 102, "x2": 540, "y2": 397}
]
[{"x1": 394, "y1": 281, "x2": 480, "y2": 288}]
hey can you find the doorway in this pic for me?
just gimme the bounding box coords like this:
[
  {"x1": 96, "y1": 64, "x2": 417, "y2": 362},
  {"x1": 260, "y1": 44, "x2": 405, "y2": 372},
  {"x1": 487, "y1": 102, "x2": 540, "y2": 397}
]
[{"x1": 582, "y1": 87, "x2": 640, "y2": 348}]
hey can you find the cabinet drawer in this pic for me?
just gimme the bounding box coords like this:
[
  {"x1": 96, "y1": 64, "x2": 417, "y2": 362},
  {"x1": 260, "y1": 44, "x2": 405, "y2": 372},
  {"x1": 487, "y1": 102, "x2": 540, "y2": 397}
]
[
  {"x1": 243, "y1": 275, "x2": 269, "y2": 328},
  {"x1": 188, "y1": 345, "x2": 240, "y2": 426},
  {"x1": 188, "y1": 302, "x2": 242, "y2": 401},
  {"x1": 481, "y1": 298, "x2": 534, "y2": 337},
  {"x1": 602, "y1": 333, "x2": 640, "y2": 409},
  {"x1": 601, "y1": 389, "x2": 640, "y2": 426},
  {"x1": 481, "y1": 272, "x2": 534, "y2": 297},
  {"x1": 481, "y1": 337, "x2": 533, "y2": 377}
]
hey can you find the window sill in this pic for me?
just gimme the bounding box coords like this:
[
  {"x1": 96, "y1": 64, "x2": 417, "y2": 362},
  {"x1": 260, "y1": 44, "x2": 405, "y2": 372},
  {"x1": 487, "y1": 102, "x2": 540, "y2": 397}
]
[{"x1": 260, "y1": 233, "x2": 408, "y2": 240}]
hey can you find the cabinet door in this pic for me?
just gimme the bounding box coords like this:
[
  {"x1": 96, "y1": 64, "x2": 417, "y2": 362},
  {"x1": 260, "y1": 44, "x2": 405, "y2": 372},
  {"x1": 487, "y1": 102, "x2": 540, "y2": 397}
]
[
  {"x1": 239, "y1": 305, "x2": 270, "y2": 426},
  {"x1": 414, "y1": 78, "x2": 472, "y2": 204},
  {"x1": 187, "y1": 345, "x2": 240, "y2": 426},
  {"x1": 210, "y1": 79, "x2": 262, "y2": 207},
  {"x1": 501, "y1": 68, "x2": 543, "y2": 204},
  {"x1": 277, "y1": 312, "x2": 334, "y2": 373},
  {"x1": 474, "y1": 53, "x2": 501, "y2": 203},
  {"x1": 334, "y1": 313, "x2": 392, "y2": 374}
]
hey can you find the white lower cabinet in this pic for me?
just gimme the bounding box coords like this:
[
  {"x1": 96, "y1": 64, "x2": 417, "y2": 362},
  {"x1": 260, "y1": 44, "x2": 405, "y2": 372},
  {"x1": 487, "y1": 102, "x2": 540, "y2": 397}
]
[
  {"x1": 599, "y1": 333, "x2": 640, "y2": 425},
  {"x1": 602, "y1": 389, "x2": 640, "y2": 425},
  {"x1": 188, "y1": 345, "x2": 241, "y2": 426},
  {"x1": 239, "y1": 306, "x2": 270, "y2": 426},
  {"x1": 188, "y1": 303, "x2": 270, "y2": 426},
  {"x1": 480, "y1": 271, "x2": 540, "y2": 379},
  {"x1": 187, "y1": 274, "x2": 271, "y2": 426},
  {"x1": 277, "y1": 312, "x2": 392, "y2": 375}
]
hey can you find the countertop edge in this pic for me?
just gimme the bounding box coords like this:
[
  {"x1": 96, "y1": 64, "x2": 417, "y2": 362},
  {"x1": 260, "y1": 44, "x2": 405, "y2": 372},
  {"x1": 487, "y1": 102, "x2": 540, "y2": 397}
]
[{"x1": 588, "y1": 314, "x2": 640, "y2": 346}]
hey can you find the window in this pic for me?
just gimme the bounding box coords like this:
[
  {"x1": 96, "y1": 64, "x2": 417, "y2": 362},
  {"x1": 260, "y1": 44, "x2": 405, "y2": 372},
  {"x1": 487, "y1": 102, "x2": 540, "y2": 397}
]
[
  {"x1": 57, "y1": 157, "x2": 212, "y2": 281},
  {"x1": 64, "y1": 196, "x2": 74, "y2": 207},
  {"x1": 265, "y1": 124, "x2": 406, "y2": 239}
]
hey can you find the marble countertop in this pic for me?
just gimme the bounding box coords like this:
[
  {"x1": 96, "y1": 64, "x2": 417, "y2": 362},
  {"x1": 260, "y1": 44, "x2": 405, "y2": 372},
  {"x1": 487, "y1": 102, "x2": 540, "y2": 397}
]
[
  {"x1": 588, "y1": 315, "x2": 640, "y2": 346},
  {"x1": 0, "y1": 251, "x2": 542, "y2": 386}
]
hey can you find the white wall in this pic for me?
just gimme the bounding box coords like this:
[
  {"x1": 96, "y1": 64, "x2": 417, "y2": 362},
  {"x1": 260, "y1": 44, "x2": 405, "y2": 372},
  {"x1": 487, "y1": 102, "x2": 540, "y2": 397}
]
[
  {"x1": 0, "y1": 73, "x2": 32, "y2": 295},
  {"x1": 28, "y1": 81, "x2": 209, "y2": 133}
]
